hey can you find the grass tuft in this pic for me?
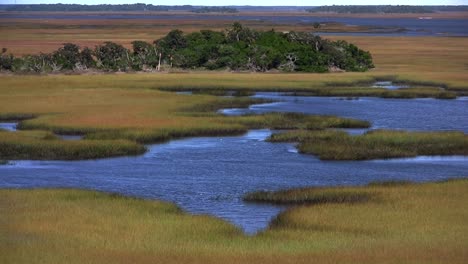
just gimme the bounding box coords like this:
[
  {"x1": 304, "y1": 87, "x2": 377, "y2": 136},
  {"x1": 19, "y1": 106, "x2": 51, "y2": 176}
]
[
  {"x1": 0, "y1": 113, "x2": 37, "y2": 121},
  {"x1": 367, "y1": 180, "x2": 414, "y2": 187},
  {"x1": 269, "y1": 129, "x2": 468, "y2": 160},
  {"x1": 0, "y1": 130, "x2": 146, "y2": 160},
  {"x1": 244, "y1": 188, "x2": 373, "y2": 205}
]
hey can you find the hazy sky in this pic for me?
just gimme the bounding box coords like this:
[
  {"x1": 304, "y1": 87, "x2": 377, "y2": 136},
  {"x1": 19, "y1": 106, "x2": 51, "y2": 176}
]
[{"x1": 4, "y1": 1, "x2": 468, "y2": 6}]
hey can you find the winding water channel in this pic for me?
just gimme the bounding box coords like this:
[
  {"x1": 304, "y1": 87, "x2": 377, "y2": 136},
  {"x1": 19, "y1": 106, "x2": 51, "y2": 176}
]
[{"x1": 1, "y1": 94, "x2": 467, "y2": 234}]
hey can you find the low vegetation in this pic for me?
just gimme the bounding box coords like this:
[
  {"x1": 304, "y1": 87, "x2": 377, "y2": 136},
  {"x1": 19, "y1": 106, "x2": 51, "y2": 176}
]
[
  {"x1": 0, "y1": 81, "x2": 370, "y2": 160},
  {"x1": 1, "y1": 72, "x2": 465, "y2": 160},
  {"x1": 2, "y1": 179, "x2": 467, "y2": 263},
  {"x1": 0, "y1": 130, "x2": 146, "y2": 160},
  {"x1": 244, "y1": 187, "x2": 373, "y2": 205},
  {"x1": 155, "y1": 72, "x2": 462, "y2": 98},
  {"x1": 287, "y1": 86, "x2": 457, "y2": 99},
  {"x1": 268, "y1": 130, "x2": 468, "y2": 160}
]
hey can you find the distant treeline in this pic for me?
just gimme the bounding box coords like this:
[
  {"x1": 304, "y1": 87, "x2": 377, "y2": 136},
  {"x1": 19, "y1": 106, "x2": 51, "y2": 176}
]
[
  {"x1": 3, "y1": 4, "x2": 170, "y2": 12},
  {"x1": 0, "y1": 24, "x2": 373, "y2": 73},
  {"x1": 2, "y1": 4, "x2": 467, "y2": 13},
  {"x1": 1, "y1": 4, "x2": 238, "y2": 13},
  {"x1": 192, "y1": 7, "x2": 238, "y2": 13},
  {"x1": 306, "y1": 5, "x2": 468, "y2": 13}
]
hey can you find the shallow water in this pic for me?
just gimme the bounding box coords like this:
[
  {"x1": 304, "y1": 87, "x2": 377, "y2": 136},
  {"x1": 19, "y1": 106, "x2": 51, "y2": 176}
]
[
  {"x1": 56, "y1": 134, "x2": 84, "y2": 141},
  {"x1": 0, "y1": 122, "x2": 17, "y2": 131},
  {"x1": 372, "y1": 81, "x2": 408, "y2": 90},
  {"x1": 224, "y1": 93, "x2": 468, "y2": 133},
  {"x1": 1, "y1": 94, "x2": 467, "y2": 234}
]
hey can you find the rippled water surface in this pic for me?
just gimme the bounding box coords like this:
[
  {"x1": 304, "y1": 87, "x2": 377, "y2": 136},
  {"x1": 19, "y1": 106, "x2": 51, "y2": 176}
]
[
  {"x1": 1, "y1": 94, "x2": 467, "y2": 234},
  {"x1": 224, "y1": 93, "x2": 468, "y2": 133}
]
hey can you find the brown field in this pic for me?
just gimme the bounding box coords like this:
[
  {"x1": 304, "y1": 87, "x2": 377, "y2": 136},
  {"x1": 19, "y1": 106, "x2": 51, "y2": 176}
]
[
  {"x1": 3, "y1": 10, "x2": 466, "y2": 55},
  {"x1": 0, "y1": 17, "x2": 375, "y2": 55},
  {"x1": 1, "y1": 14, "x2": 467, "y2": 91}
]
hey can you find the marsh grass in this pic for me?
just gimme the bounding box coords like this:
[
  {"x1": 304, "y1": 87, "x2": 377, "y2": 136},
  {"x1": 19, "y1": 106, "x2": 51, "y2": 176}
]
[
  {"x1": 179, "y1": 97, "x2": 270, "y2": 113},
  {"x1": 268, "y1": 130, "x2": 468, "y2": 160},
  {"x1": 230, "y1": 113, "x2": 371, "y2": 130},
  {"x1": 244, "y1": 180, "x2": 418, "y2": 205},
  {"x1": 0, "y1": 78, "x2": 372, "y2": 160},
  {"x1": 80, "y1": 113, "x2": 368, "y2": 144},
  {"x1": 297, "y1": 87, "x2": 458, "y2": 99},
  {"x1": 2, "y1": 179, "x2": 468, "y2": 263},
  {"x1": 0, "y1": 130, "x2": 146, "y2": 160},
  {"x1": 159, "y1": 78, "x2": 458, "y2": 99},
  {"x1": 244, "y1": 188, "x2": 373, "y2": 205},
  {"x1": 367, "y1": 180, "x2": 414, "y2": 187},
  {"x1": 0, "y1": 113, "x2": 37, "y2": 121}
]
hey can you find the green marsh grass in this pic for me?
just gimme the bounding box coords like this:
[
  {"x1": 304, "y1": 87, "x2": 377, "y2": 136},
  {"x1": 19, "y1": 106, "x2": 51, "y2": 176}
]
[
  {"x1": 244, "y1": 188, "x2": 373, "y2": 205},
  {"x1": 0, "y1": 79, "x2": 369, "y2": 160},
  {"x1": 0, "y1": 130, "x2": 146, "y2": 160},
  {"x1": 268, "y1": 130, "x2": 468, "y2": 160},
  {"x1": 2, "y1": 179, "x2": 468, "y2": 263},
  {"x1": 0, "y1": 113, "x2": 37, "y2": 121},
  {"x1": 244, "y1": 180, "x2": 420, "y2": 205},
  {"x1": 158, "y1": 75, "x2": 460, "y2": 99}
]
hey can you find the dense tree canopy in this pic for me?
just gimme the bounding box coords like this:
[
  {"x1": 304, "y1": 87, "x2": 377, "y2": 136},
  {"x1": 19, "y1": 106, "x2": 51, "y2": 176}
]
[
  {"x1": 0, "y1": 24, "x2": 374, "y2": 73},
  {"x1": 154, "y1": 23, "x2": 373, "y2": 72}
]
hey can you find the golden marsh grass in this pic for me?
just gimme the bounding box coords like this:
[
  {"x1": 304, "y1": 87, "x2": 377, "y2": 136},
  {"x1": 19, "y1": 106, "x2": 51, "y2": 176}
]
[
  {"x1": 0, "y1": 78, "x2": 372, "y2": 159},
  {"x1": 268, "y1": 130, "x2": 468, "y2": 160},
  {"x1": 2, "y1": 179, "x2": 467, "y2": 263}
]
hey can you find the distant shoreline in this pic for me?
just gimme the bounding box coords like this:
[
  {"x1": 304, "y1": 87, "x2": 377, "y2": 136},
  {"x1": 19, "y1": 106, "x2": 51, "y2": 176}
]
[{"x1": 1, "y1": 10, "x2": 468, "y2": 19}]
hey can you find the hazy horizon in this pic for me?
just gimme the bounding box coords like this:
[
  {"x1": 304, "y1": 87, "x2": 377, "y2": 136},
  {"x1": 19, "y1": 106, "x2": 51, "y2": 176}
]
[{"x1": 3, "y1": 1, "x2": 468, "y2": 6}]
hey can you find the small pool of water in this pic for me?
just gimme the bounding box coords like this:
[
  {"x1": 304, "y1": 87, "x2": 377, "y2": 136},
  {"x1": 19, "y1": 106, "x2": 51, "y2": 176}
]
[
  {"x1": 372, "y1": 81, "x2": 408, "y2": 90},
  {"x1": 56, "y1": 135, "x2": 84, "y2": 141},
  {"x1": 0, "y1": 122, "x2": 83, "y2": 141},
  {"x1": 175, "y1": 91, "x2": 193, "y2": 95},
  {"x1": 0, "y1": 122, "x2": 17, "y2": 131}
]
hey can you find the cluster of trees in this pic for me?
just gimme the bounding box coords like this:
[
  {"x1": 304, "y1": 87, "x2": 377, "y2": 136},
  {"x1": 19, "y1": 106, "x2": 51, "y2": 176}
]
[
  {"x1": 306, "y1": 5, "x2": 468, "y2": 13},
  {"x1": 0, "y1": 24, "x2": 374, "y2": 73}
]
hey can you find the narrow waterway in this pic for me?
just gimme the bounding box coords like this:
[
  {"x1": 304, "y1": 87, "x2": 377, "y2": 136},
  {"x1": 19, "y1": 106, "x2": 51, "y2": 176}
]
[{"x1": 1, "y1": 94, "x2": 467, "y2": 234}]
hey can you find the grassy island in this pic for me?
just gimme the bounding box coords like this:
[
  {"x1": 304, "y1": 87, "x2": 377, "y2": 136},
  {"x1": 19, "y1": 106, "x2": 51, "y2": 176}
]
[{"x1": 268, "y1": 130, "x2": 468, "y2": 160}]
